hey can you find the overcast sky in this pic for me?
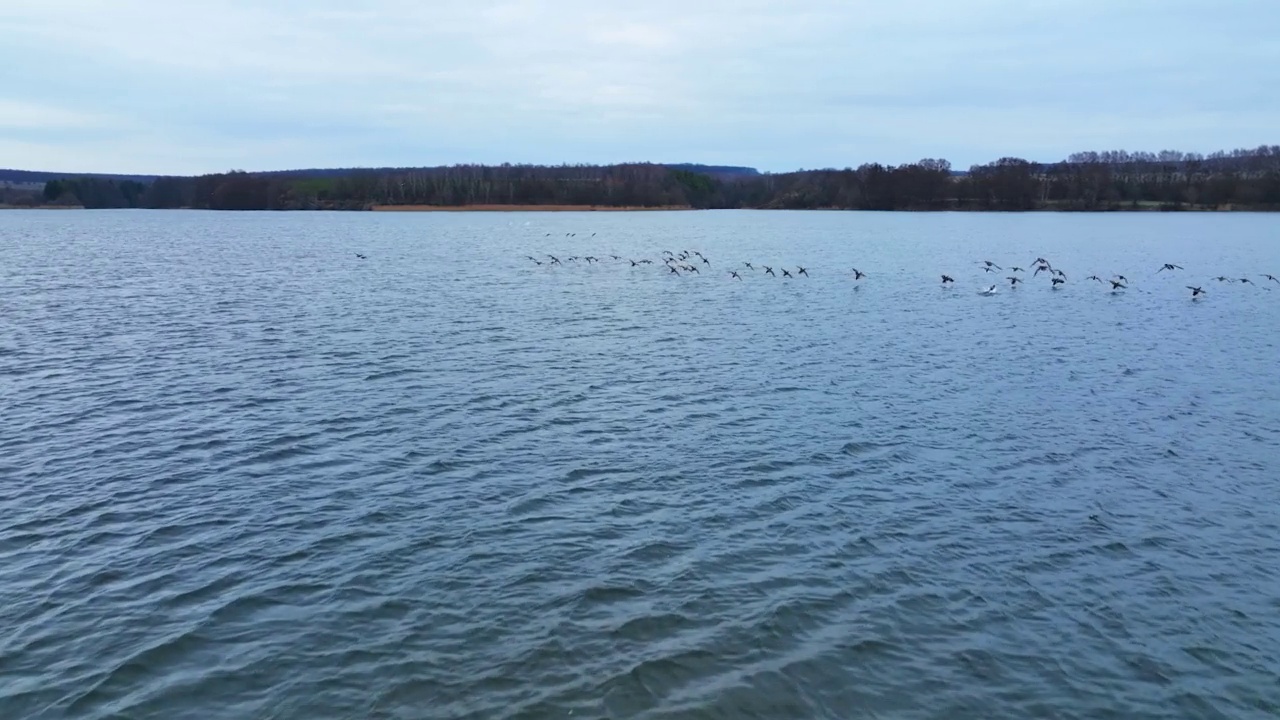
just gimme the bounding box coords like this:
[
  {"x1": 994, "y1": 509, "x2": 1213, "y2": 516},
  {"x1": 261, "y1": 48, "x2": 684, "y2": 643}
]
[{"x1": 2, "y1": 0, "x2": 1276, "y2": 174}]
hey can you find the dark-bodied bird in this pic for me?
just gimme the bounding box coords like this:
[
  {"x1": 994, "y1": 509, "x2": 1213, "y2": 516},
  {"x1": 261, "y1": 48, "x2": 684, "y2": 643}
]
[
  {"x1": 1053, "y1": 269, "x2": 1067, "y2": 280},
  {"x1": 1087, "y1": 275, "x2": 1102, "y2": 282},
  {"x1": 1157, "y1": 263, "x2": 1183, "y2": 273},
  {"x1": 781, "y1": 269, "x2": 793, "y2": 278},
  {"x1": 851, "y1": 268, "x2": 866, "y2": 280},
  {"x1": 764, "y1": 266, "x2": 776, "y2": 277},
  {"x1": 610, "y1": 255, "x2": 620, "y2": 260},
  {"x1": 729, "y1": 271, "x2": 742, "y2": 280},
  {"x1": 1051, "y1": 277, "x2": 1065, "y2": 288},
  {"x1": 1032, "y1": 257, "x2": 1049, "y2": 266},
  {"x1": 983, "y1": 266, "x2": 997, "y2": 273},
  {"x1": 668, "y1": 266, "x2": 681, "y2": 275},
  {"x1": 1109, "y1": 279, "x2": 1126, "y2": 290},
  {"x1": 1239, "y1": 277, "x2": 1253, "y2": 284},
  {"x1": 630, "y1": 260, "x2": 638, "y2": 267},
  {"x1": 1114, "y1": 274, "x2": 1129, "y2": 283},
  {"x1": 1010, "y1": 266, "x2": 1025, "y2": 273},
  {"x1": 355, "y1": 253, "x2": 367, "y2": 259},
  {"x1": 1034, "y1": 264, "x2": 1052, "y2": 277},
  {"x1": 1188, "y1": 285, "x2": 1206, "y2": 298},
  {"x1": 548, "y1": 256, "x2": 562, "y2": 265},
  {"x1": 941, "y1": 274, "x2": 955, "y2": 284},
  {"x1": 1007, "y1": 276, "x2": 1022, "y2": 286},
  {"x1": 744, "y1": 262, "x2": 755, "y2": 270},
  {"x1": 980, "y1": 260, "x2": 1002, "y2": 269},
  {"x1": 797, "y1": 266, "x2": 809, "y2": 277},
  {"x1": 702, "y1": 257, "x2": 710, "y2": 266},
  {"x1": 1214, "y1": 275, "x2": 1233, "y2": 282},
  {"x1": 1264, "y1": 274, "x2": 1279, "y2": 283}
]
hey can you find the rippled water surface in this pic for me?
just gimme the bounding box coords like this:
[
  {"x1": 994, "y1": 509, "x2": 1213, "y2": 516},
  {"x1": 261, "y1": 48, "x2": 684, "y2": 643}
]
[{"x1": 3, "y1": 210, "x2": 1280, "y2": 719}]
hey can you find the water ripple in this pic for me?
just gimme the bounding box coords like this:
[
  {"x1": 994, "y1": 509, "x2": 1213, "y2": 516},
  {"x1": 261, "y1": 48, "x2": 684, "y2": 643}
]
[{"x1": 2, "y1": 210, "x2": 1279, "y2": 719}]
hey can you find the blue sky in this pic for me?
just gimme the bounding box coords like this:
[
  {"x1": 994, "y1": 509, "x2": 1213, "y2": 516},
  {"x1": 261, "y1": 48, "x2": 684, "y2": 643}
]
[{"x1": 2, "y1": 0, "x2": 1277, "y2": 174}]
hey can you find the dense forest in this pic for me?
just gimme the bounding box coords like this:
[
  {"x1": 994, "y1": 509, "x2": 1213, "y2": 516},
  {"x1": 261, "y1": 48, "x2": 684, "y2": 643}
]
[{"x1": 5, "y1": 146, "x2": 1280, "y2": 211}]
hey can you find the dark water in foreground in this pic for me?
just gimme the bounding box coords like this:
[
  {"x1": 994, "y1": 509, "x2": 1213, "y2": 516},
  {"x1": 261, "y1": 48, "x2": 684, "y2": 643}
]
[{"x1": 3, "y1": 210, "x2": 1279, "y2": 719}]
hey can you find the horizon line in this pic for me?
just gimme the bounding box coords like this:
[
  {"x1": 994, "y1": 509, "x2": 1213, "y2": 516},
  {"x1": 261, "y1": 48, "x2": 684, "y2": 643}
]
[{"x1": 3, "y1": 143, "x2": 1278, "y2": 180}]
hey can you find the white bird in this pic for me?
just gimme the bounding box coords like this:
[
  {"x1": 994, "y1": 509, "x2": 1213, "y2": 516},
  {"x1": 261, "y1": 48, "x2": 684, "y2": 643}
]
[{"x1": 979, "y1": 285, "x2": 999, "y2": 296}]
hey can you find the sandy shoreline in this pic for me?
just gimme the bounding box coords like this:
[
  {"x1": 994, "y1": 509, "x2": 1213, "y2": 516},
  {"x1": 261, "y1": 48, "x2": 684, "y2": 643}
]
[{"x1": 368, "y1": 204, "x2": 693, "y2": 212}]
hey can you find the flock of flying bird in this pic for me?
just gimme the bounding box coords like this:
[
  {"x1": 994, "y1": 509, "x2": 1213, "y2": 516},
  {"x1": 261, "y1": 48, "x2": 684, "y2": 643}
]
[{"x1": 519, "y1": 248, "x2": 1277, "y2": 299}]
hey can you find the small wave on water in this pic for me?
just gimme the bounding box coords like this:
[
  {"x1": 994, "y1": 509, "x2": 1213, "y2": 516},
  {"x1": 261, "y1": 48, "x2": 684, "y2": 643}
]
[{"x1": 2, "y1": 210, "x2": 1279, "y2": 719}]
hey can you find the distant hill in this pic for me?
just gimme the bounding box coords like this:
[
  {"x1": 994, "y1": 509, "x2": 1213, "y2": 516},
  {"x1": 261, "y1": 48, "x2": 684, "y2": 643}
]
[
  {"x1": 0, "y1": 168, "x2": 158, "y2": 184},
  {"x1": 238, "y1": 163, "x2": 762, "y2": 179},
  {"x1": 0, "y1": 163, "x2": 757, "y2": 182},
  {"x1": 663, "y1": 164, "x2": 760, "y2": 177}
]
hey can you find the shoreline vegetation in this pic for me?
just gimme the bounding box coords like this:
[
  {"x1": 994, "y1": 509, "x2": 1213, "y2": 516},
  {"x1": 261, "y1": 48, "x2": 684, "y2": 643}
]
[
  {"x1": 3, "y1": 148, "x2": 1279, "y2": 212},
  {"x1": 3, "y1": 201, "x2": 1266, "y2": 213}
]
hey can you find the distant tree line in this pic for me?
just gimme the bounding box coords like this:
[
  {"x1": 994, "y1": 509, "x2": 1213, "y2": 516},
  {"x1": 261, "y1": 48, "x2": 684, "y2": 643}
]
[{"x1": 17, "y1": 146, "x2": 1280, "y2": 211}]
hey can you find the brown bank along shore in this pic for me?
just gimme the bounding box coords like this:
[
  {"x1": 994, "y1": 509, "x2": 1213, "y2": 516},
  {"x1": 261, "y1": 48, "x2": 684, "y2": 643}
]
[{"x1": 368, "y1": 204, "x2": 693, "y2": 212}]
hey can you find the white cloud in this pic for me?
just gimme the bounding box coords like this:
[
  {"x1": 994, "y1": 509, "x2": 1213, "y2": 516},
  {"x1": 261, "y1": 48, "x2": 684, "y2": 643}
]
[{"x1": 0, "y1": 100, "x2": 118, "y2": 130}]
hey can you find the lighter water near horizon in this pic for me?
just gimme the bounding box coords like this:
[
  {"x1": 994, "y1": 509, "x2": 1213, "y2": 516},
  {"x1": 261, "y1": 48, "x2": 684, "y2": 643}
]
[{"x1": 2, "y1": 209, "x2": 1279, "y2": 719}]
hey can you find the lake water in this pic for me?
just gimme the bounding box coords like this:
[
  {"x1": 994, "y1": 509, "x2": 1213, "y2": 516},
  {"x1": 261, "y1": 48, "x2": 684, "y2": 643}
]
[{"x1": 2, "y1": 209, "x2": 1279, "y2": 719}]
